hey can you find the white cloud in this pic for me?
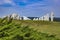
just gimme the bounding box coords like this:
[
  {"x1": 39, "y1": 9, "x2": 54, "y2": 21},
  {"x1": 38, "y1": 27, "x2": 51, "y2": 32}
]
[
  {"x1": 0, "y1": 0, "x2": 16, "y2": 5},
  {"x1": 4, "y1": 0, "x2": 12, "y2": 3},
  {"x1": 25, "y1": 2, "x2": 47, "y2": 8}
]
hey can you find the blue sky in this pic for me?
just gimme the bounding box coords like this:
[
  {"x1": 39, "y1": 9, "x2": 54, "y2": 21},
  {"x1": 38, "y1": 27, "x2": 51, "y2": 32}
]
[{"x1": 0, "y1": 0, "x2": 60, "y2": 17}]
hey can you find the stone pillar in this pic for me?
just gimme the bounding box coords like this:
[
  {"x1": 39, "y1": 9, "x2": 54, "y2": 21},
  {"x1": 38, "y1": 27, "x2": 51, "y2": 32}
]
[{"x1": 51, "y1": 12, "x2": 54, "y2": 22}]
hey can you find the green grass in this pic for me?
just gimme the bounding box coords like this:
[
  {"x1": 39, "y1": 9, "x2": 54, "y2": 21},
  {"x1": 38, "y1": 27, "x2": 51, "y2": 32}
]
[
  {"x1": 13, "y1": 20, "x2": 60, "y2": 39},
  {"x1": 0, "y1": 18, "x2": 60, "y2": 40}
]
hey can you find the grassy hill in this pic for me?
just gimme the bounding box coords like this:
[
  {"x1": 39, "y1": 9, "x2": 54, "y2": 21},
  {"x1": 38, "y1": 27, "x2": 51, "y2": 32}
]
[{"x1": 0, "y1": 18, "x2": 60, "y2": 40}]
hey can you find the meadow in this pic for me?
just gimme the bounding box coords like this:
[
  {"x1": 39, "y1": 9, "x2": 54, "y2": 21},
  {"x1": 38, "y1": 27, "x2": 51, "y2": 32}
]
[
  {"x1": 14, "y1": 20, "x2": 60, "y2": 38},
  {"x1": 0, "y1": 17, "x2": 60, "y2": 40}
]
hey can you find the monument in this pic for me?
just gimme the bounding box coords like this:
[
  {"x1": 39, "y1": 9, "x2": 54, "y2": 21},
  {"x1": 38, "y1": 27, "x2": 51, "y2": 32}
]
[{"x1": 51, "y1": 12, "x2": 54, "y2": 21}]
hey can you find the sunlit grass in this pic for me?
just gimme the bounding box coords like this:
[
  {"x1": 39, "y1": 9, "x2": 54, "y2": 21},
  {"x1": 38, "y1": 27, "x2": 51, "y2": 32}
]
[{"x1": 0, "y1": 18, "x2": 60, "y2": 40}]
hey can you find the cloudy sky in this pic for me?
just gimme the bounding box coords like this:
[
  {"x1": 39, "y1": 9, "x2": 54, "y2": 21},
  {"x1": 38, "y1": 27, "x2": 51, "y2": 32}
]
[{"x1": 0, "y1": 0, "x2": 60, "y2": 17}]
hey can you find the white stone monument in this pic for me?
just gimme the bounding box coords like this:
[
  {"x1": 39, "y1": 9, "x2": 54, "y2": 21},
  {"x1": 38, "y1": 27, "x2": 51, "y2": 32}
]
[
  {"x1": 7, "y1": 13, "x2": 20, "y2": 20},
  {"x1": 11, "y1": 13, "x2": 18, "y2": 19},
  {"x1": 43, "y1": 14, "x2": 49, "y2": 21},
  {"x1": 51, "y1": 12, "x2": 54, "y2": 21},
  {"x1": 23, "y1": 16, "x2": 31, "y2": 20},
  {"x1": 39, "y1": 16, "x2": 44, "y2": 21},
  {"x1": 33, "y1": 18, "x2": 39, "y2": 20}
]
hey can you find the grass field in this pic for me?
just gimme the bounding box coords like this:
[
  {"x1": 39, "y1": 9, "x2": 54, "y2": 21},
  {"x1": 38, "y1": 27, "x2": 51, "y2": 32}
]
[
  {"x1": 13, "y1": 20, "x2": 60, "y2": 38},
  {"x1": 0, "y1": 18, "x2": 60, "y2": 40}
]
